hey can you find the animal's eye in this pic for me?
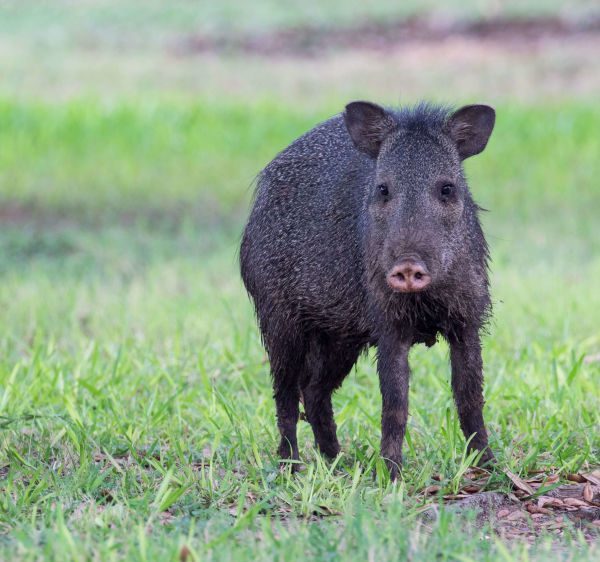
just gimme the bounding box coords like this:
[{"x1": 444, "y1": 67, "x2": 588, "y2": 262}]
[
  {"x1": 377, "y1": 183, "x2": 389, "y2": 197},
  {"x1": 439, "y1": 183, "x2": 454, "y2": 198}
]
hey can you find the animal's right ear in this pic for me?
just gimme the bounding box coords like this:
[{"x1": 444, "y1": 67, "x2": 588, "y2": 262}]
[{"x1": 344, "y1": 101, "x2": 397, "y2": 158}]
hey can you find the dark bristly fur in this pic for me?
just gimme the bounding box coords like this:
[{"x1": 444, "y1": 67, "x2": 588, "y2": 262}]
[{"x1": 240, "y1": 100, "x2": 497, "y2": 479}]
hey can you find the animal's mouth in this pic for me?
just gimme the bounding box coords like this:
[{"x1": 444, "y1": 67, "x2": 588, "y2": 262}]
[{"x1": 386, "y1": 259, "x2": 432, "y2": 293}]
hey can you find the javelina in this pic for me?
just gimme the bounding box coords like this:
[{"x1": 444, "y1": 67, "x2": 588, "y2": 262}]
[{"x1": 240, "y1": 101, "x2": 496, "y2": 479}]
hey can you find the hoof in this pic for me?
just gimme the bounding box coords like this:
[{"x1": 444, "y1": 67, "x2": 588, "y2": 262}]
[
  {"x1": 375, "y1": 456, "x2": 402, "y2": 482},
  {"x1": 279, "y1": 460, "x2": 302, "y2": 474},
  {"x1": 473, "y1": 447, "x2": 497, "y2": 468},
  {"x1": 386, "y1": 461, "x2": 402, "y2": 482},
  {"x1": 317, "y1": 442, "x2": 341, "y2": 460}
]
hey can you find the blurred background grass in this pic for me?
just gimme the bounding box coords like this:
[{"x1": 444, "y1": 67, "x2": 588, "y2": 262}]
[
  {"x1": 0, "y1": 1, "x2": 599, "y2": 560},
  {"x1": 2, "y1": 1, "x2": 596, "y2": 36}
]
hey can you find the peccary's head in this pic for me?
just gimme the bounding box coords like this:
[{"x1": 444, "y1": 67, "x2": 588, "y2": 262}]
[{"x1": 344, "y1": 101, "x2": 494, "y2": 300}]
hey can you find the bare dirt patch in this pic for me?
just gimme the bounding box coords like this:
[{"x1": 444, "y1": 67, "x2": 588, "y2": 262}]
[
  {"x1": 185, "y1": 33, "x2": 600, "y2": 105},
  {"x1": 420, "y1": 468, "x2": 600, "y2": 544},
  {"x1": 177, "y1": 15, "x2": 600, "y2": 57},
  {"x1": 4, "y1": 14, "x2": 599, "y2": 104},
  {"x1": 0, "y1": 204, "x2": 36, "y2": 226}
]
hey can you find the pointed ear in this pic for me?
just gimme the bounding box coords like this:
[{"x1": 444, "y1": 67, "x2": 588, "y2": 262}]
[
  {"x1": 344, "y1": 101, "x2": 397, "y2": 158},
  {"x1": 445, "y1": 104, "x2": 495, "y2": 160}
]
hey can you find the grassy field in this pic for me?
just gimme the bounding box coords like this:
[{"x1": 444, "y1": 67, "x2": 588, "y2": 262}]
[
  {"x1": 1, "y1": 2, "x2": 600, "y2": 561},
  {"x1": 1, "y1": 97, "x2": 599, "y2": 561}
]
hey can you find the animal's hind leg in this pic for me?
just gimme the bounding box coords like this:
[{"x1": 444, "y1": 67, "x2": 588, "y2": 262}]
[
  {"x1": 301, "y1": 337, "x2": 361, "y2": 459},
  {"x1": 264, "y1": 327, "x2": 306, "y2": 468}
]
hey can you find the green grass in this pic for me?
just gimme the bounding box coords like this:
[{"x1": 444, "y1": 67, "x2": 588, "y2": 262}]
[
  {"x1": 2, "y1": 2, "x2": 599, "y2": 559},
  {"x1": 0, "y1": 97, "x2": 599, "y2": 560},
  {"x1": 0, "y1": 99, "x2": 315, "y2": 218},
  {"x1": 1, "y1": 98, "x2": 599, "y2": 259}
]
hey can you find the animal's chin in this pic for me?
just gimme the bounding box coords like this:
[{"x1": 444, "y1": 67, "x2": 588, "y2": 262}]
[{"x1": 388, "y1": 285, "x2": 429, "y2": 295}]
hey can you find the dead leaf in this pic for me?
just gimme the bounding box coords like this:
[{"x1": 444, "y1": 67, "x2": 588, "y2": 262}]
[
  {"x1": 567, "y1": 473, "x2": 586, "y2": 483},
  {"x1": 461, "y1": 484, "x2": 481, "y2": 494},
  {"x1": 432, "y1": 473, "x2": 442, "y2": 482},
  {"x1": 497, "y1": 509, "x2": 510, "y2": 518},
  {"x1": 507, "y1": 510, "x2": 529, "y2": 521},
  {"x1": 465, "y1": 467, "x2": 490, "y2": 480},
  {"x1": 422, "y1": 485, "x2": 441, "y2": 496},
  {"x1": 505, "y1": 469, "x2": 535, "y2": 496},
  {"x1": 583, "y1": 483, "x2": 593, "y2": 502},
  {"x1": 591, "y1": 520, "x2": 600, "y2": 528},
  {"x1": 538, "y1": 496, "x2": 565, "y2": 509},
  {"x1": 526, "y1": 502, "x2": 552, "y2": 515},
  {"x1": 525, "y1": 475, "x2": 544, "y2": 484},
  {"x1": 582, "y1": 471, "x2": 600, "y2": 487},
  {"x1": 443, "y1": 494, "x2": 470, "y2": 501},
  {"x1": 563, "y1": 498, "x2": 589, "y2": 508},
  {"x1": 526, "y1": 473, "x2": 559, "y2": 485}
]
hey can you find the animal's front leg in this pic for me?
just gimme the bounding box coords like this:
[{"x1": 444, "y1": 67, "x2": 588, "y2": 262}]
[
  {"x1": 377, "y1": 333, "x2": 411, "y2": 481},
  {"x1": 449, "y1": 326, "x2": 495, "y2": 465}
]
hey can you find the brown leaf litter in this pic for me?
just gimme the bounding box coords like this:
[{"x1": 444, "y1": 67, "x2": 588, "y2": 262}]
[{"x1": 418, "y1": 467, "x2": 600, "y2": 543}]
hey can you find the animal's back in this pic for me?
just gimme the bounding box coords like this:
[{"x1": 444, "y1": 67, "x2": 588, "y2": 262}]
[{"x1": 240, "y1": 115, "x2": 374, "y2": 338}]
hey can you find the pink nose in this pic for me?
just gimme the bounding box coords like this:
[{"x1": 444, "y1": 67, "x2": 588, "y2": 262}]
[{"x1": 387, "y1": 260, "x2": 431, "y2": 293}]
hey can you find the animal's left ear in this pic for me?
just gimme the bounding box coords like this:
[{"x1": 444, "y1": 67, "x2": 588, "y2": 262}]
[{"x1": 445, "y1": 105, "x2": 495, "y2": 160}]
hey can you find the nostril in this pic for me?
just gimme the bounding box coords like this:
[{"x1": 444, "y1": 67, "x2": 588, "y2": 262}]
[{"x1": 387, "y1": 259, "x2": 431, "y2": 293}]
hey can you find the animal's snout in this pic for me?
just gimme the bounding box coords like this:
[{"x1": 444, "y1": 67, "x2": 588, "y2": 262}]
[{"x1": 386, "y1": 259, "x2": 431, "y2": 293}]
